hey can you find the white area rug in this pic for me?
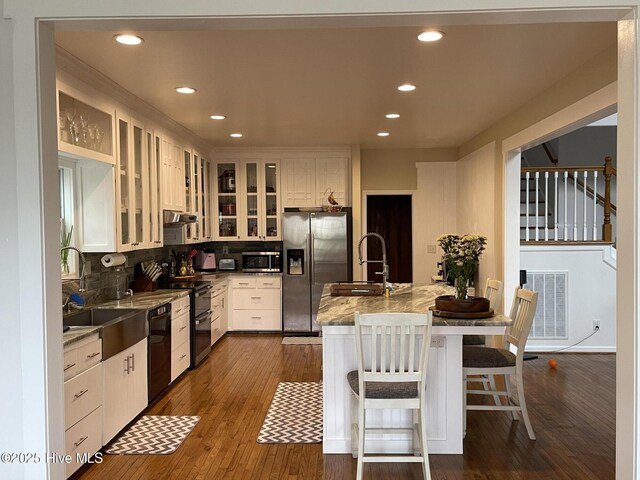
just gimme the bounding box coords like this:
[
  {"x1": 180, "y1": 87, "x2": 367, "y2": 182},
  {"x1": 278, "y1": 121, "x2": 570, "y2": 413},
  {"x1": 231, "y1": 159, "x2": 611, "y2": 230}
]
[
  {"x1": 106, "y1": 416, "x2": 200, "y2": 455},
  {"x1": 281, "y1": 337, "x2": 322, "y2": 345},
  {"x1": 257, "y1": 382, "x2": 323, "y2": 444}
]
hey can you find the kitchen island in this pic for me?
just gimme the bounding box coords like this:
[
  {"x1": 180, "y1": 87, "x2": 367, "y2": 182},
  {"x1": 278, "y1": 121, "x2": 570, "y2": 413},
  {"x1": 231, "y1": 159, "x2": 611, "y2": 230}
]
[{"x1": 317, "y1": 283, "x2": 512, "y2": 454}]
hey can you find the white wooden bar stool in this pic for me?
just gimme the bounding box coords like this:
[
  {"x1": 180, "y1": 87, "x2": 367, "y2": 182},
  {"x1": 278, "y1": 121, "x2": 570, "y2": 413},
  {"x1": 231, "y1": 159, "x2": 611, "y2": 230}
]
[
  {"x1": 463, "y1": 287, "x2": 539, "y2": 440},
  {"x1": 348, "y1": 312, "x2": 433, "y2": 480}
]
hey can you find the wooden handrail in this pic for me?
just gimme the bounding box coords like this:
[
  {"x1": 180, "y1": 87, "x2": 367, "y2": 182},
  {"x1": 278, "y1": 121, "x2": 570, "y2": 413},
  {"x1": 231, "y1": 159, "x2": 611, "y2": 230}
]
[{"x1": 522, "y1": 166, "x2": 604, "y2": 173}]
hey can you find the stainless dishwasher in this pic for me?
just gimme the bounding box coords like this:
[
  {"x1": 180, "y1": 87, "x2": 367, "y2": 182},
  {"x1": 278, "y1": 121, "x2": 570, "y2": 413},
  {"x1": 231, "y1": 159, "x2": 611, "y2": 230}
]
[{"x1": 148, "y1": 303, "x2": 172, "y2": 403}]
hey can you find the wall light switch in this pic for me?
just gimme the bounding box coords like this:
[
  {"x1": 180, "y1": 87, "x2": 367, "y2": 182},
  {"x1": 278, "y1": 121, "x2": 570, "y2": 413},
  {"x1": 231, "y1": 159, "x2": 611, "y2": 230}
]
[
  {"x1": 222, "y1": 246, "x2": 229, "y2": 255},
  {"x1": 427, "y1": 245, "x2": 436, "y2": 254}
]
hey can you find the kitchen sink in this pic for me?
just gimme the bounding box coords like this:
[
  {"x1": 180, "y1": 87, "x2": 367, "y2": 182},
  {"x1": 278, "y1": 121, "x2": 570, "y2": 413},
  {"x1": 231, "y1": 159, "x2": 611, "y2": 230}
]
[{"x1": 64, "y1": 308, "x2": 148, "y2": 360}]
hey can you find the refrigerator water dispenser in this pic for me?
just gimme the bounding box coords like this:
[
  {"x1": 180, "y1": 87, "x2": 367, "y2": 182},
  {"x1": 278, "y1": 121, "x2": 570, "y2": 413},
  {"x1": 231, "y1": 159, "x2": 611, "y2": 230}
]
[{"x1": 287, "y1": 249, "x2": 304, "y2": 275}]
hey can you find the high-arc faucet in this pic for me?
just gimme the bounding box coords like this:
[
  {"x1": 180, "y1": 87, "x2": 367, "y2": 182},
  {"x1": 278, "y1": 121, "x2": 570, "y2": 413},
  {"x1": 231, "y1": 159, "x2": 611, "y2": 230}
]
[
  {"x1": 357, "y1": 232, "x2": 390, "y2": 294},
  {"x1": 60, "y1": 246, "x2": 87, "y2": 292}
]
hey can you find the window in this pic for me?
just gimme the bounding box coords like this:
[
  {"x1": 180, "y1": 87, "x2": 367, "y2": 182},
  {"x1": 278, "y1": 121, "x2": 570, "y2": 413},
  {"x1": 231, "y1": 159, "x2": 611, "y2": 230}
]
[{"x1": 59, "y1": 158, "x2": 77, "y2": 277}]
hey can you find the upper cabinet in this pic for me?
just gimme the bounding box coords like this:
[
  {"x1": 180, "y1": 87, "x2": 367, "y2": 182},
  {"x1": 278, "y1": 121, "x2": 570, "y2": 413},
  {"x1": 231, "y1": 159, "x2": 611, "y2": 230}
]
[
  {"x1": 57, "y1": 82, "x2": 116, "y2": 165},
  {"x1": 212, "y1": 157, "x2": 281, "y2": 241},
  {"x1": 160, "y1": 135, "x2": 185, "y2": 212},
  {"x1": 281, "y1": 151, "x2": 351, "y2": 208},
  {"x1": 183, "y1": 149, "x2": 213, "y2": 243},
  {"x1": 115, "y1": 114, "x2": 150, "y2": 252}
]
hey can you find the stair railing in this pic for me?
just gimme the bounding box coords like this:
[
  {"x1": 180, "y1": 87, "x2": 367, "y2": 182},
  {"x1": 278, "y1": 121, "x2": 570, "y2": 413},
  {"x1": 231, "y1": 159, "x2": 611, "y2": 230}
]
[{"x1": 521, "y1": 156, "x2": 616, "y2": 243}]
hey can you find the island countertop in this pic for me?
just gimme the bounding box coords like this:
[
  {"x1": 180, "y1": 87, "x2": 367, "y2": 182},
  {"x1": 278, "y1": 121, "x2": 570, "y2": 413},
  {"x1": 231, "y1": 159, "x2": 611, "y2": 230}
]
[{"x1": 316, "y1": 283, "x2": 512, "y2": 327}]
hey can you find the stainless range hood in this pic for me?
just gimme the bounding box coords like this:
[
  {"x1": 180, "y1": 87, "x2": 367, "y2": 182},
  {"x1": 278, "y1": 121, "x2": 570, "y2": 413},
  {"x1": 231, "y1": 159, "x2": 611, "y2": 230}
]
[{"x1": 163, "y1": 211, "x2": 198, "y2": 225}]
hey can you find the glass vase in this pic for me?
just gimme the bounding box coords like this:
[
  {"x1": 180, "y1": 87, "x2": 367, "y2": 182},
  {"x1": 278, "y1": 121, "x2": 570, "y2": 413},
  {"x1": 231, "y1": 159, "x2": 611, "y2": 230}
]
[{"x1": 454, "y1": 277, "x2": 469, "y2": 300}]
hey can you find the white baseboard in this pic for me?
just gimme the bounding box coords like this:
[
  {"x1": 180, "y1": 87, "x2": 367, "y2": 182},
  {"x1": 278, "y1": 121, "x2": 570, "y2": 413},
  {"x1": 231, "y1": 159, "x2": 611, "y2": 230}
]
[{"x1": 526, "y1": 346, "x2": 616, "y2": 353}]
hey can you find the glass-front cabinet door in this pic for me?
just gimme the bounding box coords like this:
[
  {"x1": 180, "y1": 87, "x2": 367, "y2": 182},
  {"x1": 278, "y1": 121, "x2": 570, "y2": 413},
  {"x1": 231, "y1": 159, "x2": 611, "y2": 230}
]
[
  {"x1": 201, "y1": 158, "x2": 212, "y2": 241},
  {"x1": 215, "y1": 162, "x2": 239, "y2": 239},
  {"x1": 57, "y1": 86, "x2": 115, "y2": 165},
  {"x1": 116, "y1": 114, "x2": 149, "y2": 252},
  {"x1": 148, "y1": 130, "x2": 163, "y2": 248},
  {"x1": 264, "y1": 161, "x2": 280, "y2": 240},
  {"x1": 184, "y1": 149, "x2": 194, "y2": 242},
  {"x1": 193, "y1": 152, "x2": 201, "y2": 242},
  {"x1": 244, "y1": 161, "x2": 260, "y2": 240}
]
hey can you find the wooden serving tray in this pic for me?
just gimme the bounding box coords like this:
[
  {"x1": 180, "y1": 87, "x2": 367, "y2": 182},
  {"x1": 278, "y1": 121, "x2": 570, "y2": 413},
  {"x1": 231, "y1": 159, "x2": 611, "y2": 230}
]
[
  {"x1": 428, "y1": 306, "x2": 495, "y2": 319},
  {"x1": 330, "y1": 283, "x2": 384, "y2": 296}
]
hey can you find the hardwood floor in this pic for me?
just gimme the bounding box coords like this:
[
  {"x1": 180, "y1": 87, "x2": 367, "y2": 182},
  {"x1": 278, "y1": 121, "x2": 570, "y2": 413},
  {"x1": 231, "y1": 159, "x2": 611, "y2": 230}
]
[{"x1": 75, "y1": 336, "x2": 615, "y2": 480}]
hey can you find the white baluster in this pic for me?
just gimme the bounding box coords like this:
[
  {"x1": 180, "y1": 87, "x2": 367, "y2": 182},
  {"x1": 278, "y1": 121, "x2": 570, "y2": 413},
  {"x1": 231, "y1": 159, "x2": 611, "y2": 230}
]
[
  {"x1": 583, "y1": 171, "x2": 588, "y2": 240},
  {"x1": 544, "y1": 172, "x2": 549, "y2": 241},
  {"x1": 573, "y1": 171, "x2": 578, "y2": 240},
  {"x1": 525, "y1": 172, "x2": 530, "y2": 241},
  {"x1": 554, "y1": 172, "x2": 558, "y2": 241},
  {"x1": 593, "y1": 171, "x2": 598, "y2": 240},
  {"x1": 535, "y1": 172, "x2": 540, "y2": 241},
  {"x1": 563, "y1": 171, "x2": 568, "y2": 241}
]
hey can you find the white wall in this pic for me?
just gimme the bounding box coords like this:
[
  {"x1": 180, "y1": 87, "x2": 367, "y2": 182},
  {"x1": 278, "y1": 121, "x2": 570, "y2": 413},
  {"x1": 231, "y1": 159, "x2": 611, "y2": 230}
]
[
  {"x1": 521, "y1": 245, "x2": 616, "y2": 352},
  {"x1": 413, "y1": 162, "x2": 457, "y2": 283},
  {"x1": 456, "y1": 142, "x2": 497, "y2": 298}
]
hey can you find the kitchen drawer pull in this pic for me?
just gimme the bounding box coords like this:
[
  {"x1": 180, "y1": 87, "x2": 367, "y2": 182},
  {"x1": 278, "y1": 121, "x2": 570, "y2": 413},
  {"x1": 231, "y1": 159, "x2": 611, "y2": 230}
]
[
  {"x1": 251, "y1": 296, "x2": 261, "y2": 300},
  {"x1": 251, "y1": 316, "x2": 262, "y2": 320},
  {"x1": 239, "y1": 282, "x2": 249, "y2": 285},
  {"x1": 64, "y1": 363, "x2": 76, "y2": 371},
  {"x1": 130, "y1": 353, "x2": 135, "y2": 372},
  {"x1": 263, "y1": 282, "x2": 273, "y2": 285},
  {"x1": 175, "y1": 307, "x2": 182, "y2": 314},
  {"x1": 180, "y1": 354, "x2": 187, "y2": 360},
  {"x1": 74, "y1": 389, "x2": 89, "y2": 399},
  {"x1": 179, "y1": 325, "x2": 187, "y2": 332},
  {"x1": 124, "y1": 357, "x2": 130, "y2": 374},
  {"x1": 86, "y1": 352, "x2": 100, "y2": 359},
  {"x1": 74, "y1": 436, "x2": 88, "y2": 448}
]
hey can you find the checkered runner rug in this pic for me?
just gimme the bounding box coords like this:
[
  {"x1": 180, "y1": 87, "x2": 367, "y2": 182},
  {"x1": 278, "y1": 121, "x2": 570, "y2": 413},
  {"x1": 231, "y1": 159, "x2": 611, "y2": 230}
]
[
  {"x1": 106, "y1": 415, "x2": 200, "y2": 455},
  {"x1": 257, "y1": 382, "x2": 323, "y2": 444}
]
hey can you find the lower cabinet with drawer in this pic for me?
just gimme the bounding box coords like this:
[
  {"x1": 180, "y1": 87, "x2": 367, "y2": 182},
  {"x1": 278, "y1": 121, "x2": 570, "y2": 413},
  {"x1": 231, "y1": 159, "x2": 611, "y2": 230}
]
[
  {"x1": 211, "y1": 280, "x2": 228, "y2": 345},
  {"x1": 170, "y1": 295, "x2": 191, "y2": 383},
  {"x1": 63, "y1": 333, "x2": 103, "y2": 478},
  {"x1": 229, "y1": 276, "x2": 282, "y2": 331}
]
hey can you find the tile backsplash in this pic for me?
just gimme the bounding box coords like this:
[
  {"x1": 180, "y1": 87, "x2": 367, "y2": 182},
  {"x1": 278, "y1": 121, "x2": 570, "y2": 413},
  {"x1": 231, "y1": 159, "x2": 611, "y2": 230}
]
[{"x1": 62, "y1": 241, "x2": 282, "y2": 306}]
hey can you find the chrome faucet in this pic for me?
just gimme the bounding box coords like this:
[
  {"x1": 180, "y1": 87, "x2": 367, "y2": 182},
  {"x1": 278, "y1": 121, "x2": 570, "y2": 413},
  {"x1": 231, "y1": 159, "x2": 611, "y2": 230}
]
[
  {"x1": 60, "y1": 246, "x2": 87, "y2": 292},
  {"x1": 357, "y1": 232, "x2": 390, "y2": 294}
]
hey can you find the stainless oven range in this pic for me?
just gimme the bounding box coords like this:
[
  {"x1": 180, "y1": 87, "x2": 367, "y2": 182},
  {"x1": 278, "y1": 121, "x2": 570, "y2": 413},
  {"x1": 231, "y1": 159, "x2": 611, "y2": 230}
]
[{"x1": 164, "y1": 280, "x2": 213, "y2": 368}]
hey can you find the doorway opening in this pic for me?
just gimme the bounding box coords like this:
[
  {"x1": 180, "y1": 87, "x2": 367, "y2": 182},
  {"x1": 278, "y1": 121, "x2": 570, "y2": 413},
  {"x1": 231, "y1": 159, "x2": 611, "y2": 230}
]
[{"x1": 364, "y1": 193, "x2": 413, "y2": 283}]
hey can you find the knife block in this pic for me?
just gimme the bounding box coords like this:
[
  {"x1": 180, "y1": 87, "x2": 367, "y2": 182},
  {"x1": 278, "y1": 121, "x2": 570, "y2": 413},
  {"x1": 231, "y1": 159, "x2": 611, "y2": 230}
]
[{"x1": 130, "y1": 276, "x2": 157, "y2": 293}]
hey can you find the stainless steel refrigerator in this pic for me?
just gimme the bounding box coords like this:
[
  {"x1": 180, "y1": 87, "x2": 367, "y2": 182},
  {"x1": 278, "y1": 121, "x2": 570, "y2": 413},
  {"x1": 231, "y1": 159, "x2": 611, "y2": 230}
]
[{"x1": 282, "y1": 210, "x2": 352, "y2": 333}]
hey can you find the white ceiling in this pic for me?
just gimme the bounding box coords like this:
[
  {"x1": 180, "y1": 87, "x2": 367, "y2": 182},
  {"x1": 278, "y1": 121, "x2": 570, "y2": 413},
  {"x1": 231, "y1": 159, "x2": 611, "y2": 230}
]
[{"x1": 55, "y1": 22, "x2": 616, "y2": 149}]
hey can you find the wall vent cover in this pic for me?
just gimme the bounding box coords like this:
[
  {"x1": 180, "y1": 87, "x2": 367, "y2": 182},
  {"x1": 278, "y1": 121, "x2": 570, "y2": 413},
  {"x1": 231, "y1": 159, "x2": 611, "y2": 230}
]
[{"x1": 525, "y1": 271, "x2": 568, "y2": 339}]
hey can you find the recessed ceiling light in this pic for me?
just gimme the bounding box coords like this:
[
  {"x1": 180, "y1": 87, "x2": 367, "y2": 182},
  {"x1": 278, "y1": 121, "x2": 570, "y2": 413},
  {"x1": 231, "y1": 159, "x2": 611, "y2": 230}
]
[
  {"x1": 385, "y1": 113, "x2": 400, "y2": 119},
  {"x1": 176, "y1": 87, "x2": 196, "y2": 94},
  {"x1": 230, "y1": 133, "x2": 243, "y2": 138},
  {"x1": 417, "y1": 31, "x2": 444, "y2": 42},
  {"x1": 397, "y1": 84, "x2": 416, "y2": 92},
  {"x1": 209, "y1": 115, "x2": 226, "y2": 120},
  {"x1": 377, "y1": 132, "x2": 390, "y2": 137},
  {"x1": 114, "y1": 34, "x2": 144, "y2": 46}
]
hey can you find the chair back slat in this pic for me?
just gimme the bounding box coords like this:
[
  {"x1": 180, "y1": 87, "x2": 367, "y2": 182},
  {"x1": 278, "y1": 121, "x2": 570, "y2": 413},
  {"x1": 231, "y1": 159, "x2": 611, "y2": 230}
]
[
  {"x1": 355, "y1": 312, "x2": 433, "y2": 388},
  {"x1": 485, "y1": 278, "x2": 504, "y2": 311},
  {"x1": 505, "y1": 288, "x2": 538, "y2": 353}
]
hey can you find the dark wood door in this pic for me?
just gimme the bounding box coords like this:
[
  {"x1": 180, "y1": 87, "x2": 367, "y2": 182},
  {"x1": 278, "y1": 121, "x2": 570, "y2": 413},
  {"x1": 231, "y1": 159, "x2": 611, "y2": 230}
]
[{"x1": 366, "y1": 195, "x2": 412, "y2": 283}]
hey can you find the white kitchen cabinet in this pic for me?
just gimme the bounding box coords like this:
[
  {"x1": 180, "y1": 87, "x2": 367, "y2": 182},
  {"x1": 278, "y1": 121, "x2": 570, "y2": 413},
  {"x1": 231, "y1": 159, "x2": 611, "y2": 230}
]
[
  {"x1": 213, "y1": 158, "x2": 281, "y2": 241},
  {"x1": 211, "y1": 282, "x2": 228, "y2": 345},
  {"x1": 102, "y1": 339, "x2": 148, "y2": 445},
  {"x1": 148, "y1": 130, "x2": 163, "y2": 247},
  {"x1": 281, "y1": 154, "x2": 350, "y2": 208},
  {"x1": 170, "y1": 295, "x2": 190, "y2": 383},
  {"x1": 63, "y1": 333, "x2": 103, "y2": 478},
  {"x1": 116, "y1": 114, "x2": 150, "y2": 251},
  {"x1": 161, "y1": 135, "x2": 185, "y2": 212},
  {"x1": 184, "y1": 149, "x2": 213, "y2": 243},
  {"x1": 57, "y1": 80, "x2": 116, "y2": 166},
  {"x1": 229, "y1": 276, "x2": 281, "y2": 331}
]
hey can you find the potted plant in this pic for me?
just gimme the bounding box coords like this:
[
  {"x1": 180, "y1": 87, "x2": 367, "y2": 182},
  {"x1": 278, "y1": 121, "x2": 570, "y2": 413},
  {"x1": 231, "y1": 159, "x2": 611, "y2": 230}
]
[{"x1": 435, "y1": 233, "x2": 489, "y2": 313}]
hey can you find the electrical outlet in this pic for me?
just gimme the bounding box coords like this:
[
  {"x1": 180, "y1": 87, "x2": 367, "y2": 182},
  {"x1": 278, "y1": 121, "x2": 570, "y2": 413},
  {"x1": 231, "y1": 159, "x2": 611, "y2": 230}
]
[
  {"x1": 431, "y1": 336, "x2": 445, "y2": 348},
  {"x1": 222, "y1": 246, "x2": 229, "y2": 254},
  {"x1": 427, "y1": 245, "x2": 436, "y2": 254},
  {"x1": 593, "y1": 320, "x2": 601, "y2": 331}
]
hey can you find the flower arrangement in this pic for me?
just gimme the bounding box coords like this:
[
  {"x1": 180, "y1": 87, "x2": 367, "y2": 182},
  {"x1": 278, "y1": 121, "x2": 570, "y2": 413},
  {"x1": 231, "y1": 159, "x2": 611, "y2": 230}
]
[{"x1": 437, "y1": 233, "x2": 487, "y2": 300}]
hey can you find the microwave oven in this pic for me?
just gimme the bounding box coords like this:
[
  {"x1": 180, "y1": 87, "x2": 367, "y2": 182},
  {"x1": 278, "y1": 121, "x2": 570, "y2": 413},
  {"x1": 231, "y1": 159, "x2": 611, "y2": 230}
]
[{"x1": 242, "y1": 251, "x2": 281, "y2": 273}]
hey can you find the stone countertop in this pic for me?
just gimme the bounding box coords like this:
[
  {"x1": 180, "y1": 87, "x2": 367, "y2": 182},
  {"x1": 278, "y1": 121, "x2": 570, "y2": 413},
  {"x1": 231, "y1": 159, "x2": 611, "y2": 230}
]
[
  {"x1": 63, "y1": 326, "x2": 101, "y2": 348},
  {"x1": 316, "y1": 283, "x2": 512, "y2": 327},
  {"x1": 93, "y1": 289, "x2": 190, "y2": 310},
  {"x1": 198, "y1": 271, "x2": 283, "y2": 281}
]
